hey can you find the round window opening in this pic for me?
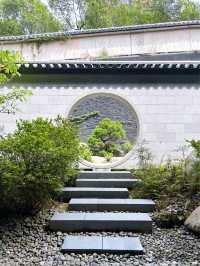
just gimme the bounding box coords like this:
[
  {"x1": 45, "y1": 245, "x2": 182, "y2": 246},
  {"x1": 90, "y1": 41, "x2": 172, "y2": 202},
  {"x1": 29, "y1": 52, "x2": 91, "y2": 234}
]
[{"x1": 69, "y1": 93, "x2": 139, "y2": 167}]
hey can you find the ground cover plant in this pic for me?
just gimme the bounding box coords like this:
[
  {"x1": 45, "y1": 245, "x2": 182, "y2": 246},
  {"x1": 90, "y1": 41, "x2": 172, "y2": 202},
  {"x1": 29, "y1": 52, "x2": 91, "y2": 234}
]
[
  {"x1": 0, "y1": 116, "x2": 80, "y2": 215},
  {"x1": 131, "y1": 142, "x2": 200, "y2": 228}
]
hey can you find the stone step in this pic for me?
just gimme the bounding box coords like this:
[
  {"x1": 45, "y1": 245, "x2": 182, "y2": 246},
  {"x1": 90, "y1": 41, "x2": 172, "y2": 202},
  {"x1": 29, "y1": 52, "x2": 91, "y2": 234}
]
[
  {"x1": 78, "y1": 171, "x2": 133, "y2": 179},
  {"x1": 60, "y1": 187, "x2": 129, "y2": 201},
  {"x1": 61, "y1": 236, "x2": 144, "y2": 254},
  {"x1": 69, "y1": 198, "x2": 155, "y2": 212},
  {"x1": 49, "y1": 212, "x2": 152, "y2": 233},
  {"x1": 76, "y1": 179, "x2": 141, "y2": 188}
]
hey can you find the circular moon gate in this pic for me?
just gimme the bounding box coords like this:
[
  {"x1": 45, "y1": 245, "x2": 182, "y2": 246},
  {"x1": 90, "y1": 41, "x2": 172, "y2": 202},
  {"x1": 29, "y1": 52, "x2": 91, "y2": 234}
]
[{"x1": 69, "y1": 93, "x2": 139, "y2": 168}]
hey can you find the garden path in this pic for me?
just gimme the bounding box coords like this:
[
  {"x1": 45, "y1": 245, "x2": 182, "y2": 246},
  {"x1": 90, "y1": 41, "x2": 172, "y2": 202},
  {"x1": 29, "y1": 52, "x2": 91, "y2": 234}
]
[{"x1": 49, "y1": 170, "x2": 155, "y2": 254}]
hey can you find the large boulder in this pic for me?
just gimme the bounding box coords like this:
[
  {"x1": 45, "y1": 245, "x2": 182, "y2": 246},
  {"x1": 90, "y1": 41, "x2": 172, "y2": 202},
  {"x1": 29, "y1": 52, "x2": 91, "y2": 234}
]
[{"x1": 185, "y1": 206, "x2": 200, "y2": 234}]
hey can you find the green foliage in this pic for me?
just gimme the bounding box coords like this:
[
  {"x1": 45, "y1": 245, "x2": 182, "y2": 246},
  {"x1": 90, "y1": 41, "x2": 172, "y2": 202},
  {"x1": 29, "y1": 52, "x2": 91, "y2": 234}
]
[
  {"x1": 0, "y1": 88, "x2": 32, "y2": 114},
  {"x1": 0, "y1": 51, "x2": 32, "y2": 114},
  {"x1": 83, "y1": 0, "x2": 200, "y2": 29},
  {"x1": 88, "y1": 118, "x2": 128, "y2": 157},
  {"x1": 70, "y1": 111, "x2": 99, "y2": 125},
  {"x1": 179, "y1": 0, "x2": 200, "y2": 20},
  {"x1": 80, "y1": 142, "x2": 93, "y2": 162},
  {"x1": 84, "y1": 0, "x2": 116, "y2": 29},
  {"x1": 188, "y1": 139, "x2": 200, "y2": 158},
  {"x1": 187, "y1": 139, "x2": 200, "y2": 195},
  {"x1": 132, "y1": 141, "x2": 199, "y2": 199},
  {"x1": 121, "y1": 140, "x2": 132, "y2": 154},
  {"x1": 0, "y1": 117, "x2": 80, "y2": 214},
  {"x1": 0, "y1": 50, "x2": 22, "y2": 84},
  {"x1": 104, "y1": 151, "x2": 113, "y2": 162},
  {"x1": 48, "y1": 0, "x2": 200, "y2": 30},
  {"x1": 132, "y1": 161, "x2": 195, "y2": 199},
  {"x1": 48, "y1": 0, "x2": 85, "y2": 29},
  {"x1": 0, "y1": 0, "x2": 61, "y2": 36},
  {"x1": 130, "y1": 142, "x2": 200, "y2": 227}
]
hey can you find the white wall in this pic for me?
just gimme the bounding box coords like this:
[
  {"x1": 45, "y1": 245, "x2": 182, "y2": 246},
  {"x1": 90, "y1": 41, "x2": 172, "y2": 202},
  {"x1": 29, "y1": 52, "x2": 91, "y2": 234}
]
[
  {"x1": 1, "y1": 84, "x2": 199, "y2": 169},
  {"x1": 1, "y1": 27, "x2": 200, "y2": 60}
]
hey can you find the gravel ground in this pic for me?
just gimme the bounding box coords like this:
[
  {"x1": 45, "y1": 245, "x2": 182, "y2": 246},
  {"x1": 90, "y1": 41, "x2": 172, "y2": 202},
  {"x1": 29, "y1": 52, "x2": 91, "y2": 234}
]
[{"x1": 0, "y1": 206, "x2": 199, "y2": 266}]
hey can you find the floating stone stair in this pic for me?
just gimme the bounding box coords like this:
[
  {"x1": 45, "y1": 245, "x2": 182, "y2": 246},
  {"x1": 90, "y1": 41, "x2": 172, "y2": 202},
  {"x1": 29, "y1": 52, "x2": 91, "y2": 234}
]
[
  {"x1": 50, "y1": 170, "x2": 154, "y2": 254},
  {"x1": 49, "y1": 212, "x2": 152, "y2": 233},
  {"x1": 61, "y1": 187, "x2": 129, "y2": 201},
  {"x1": 76, "y1": 178, "x2": 141, "y2": 188},
  {"x1": 78, "y1": 171, "x2": 134, "y2": 179},
  {"x1": 61, "y1": 236, "x2": 144, "y2": 254},
  {"x1": 69, "y1": 198, "x2": 155, "y2": 212}
]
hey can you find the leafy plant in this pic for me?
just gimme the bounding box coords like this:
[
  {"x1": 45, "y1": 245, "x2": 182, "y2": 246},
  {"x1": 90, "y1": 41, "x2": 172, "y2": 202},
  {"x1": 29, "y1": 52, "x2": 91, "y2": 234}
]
[
  {"x1": 187, "y1": 140, "x2": 200, "y2": 195},
  {"x1": 0, "y1": 0, "x2": 61, "y2": 36},
  {"x1": 132, "y1": 157, "x2": 198, "y2": 199},
  {"x1": 131, "y1": 142, "x2": 200, "y2": 228},
  {"x1": 0, "y1": 50, "x2": 32, "y2": 114},
  {"x1": 0, "y1": 50, "x2": 21, "y2": 84},
  {"x1": 80, "y1": 142, "x2": 93, "y2": 162},
  {"x1": 121, "y1": 140, "x2": 132, "y2": 154},
  {"x1": 188, "y1": 139, "x2": 200, "y2": 158},
  {"x1": 0, "y1": 87, "x2": 32, "y2": 114},
  {"x1": 88, "y1": 118, "x2": 131, "y2": 157},
  {"x1": 48, "y1": 0, "x2": 85, "y2": 30},
  {"x1": 104, "y1": 151, "x2": 113, "y2": 162},
  {"x1": 82, "y1": 0, "x2": 200, "y2": 30},
  {"x1": 0, "y1": 116, "x2": 80, "y2": 215}
]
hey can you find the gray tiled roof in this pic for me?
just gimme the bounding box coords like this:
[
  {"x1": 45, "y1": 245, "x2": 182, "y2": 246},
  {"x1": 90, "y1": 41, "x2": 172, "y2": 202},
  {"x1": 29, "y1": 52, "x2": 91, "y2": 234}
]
[{"x1": 1, "y1": 20, "x2": 200, "y2": 42}]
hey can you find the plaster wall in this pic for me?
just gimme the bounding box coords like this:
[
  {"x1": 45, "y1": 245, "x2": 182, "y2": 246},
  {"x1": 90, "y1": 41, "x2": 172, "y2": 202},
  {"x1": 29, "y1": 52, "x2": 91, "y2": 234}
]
[
  {"x1": 0, "y1": 83, "x2": 199, "y2": 169},
  {"x1": 1, "y1": 27, "x2": 200, "y2": 60}
]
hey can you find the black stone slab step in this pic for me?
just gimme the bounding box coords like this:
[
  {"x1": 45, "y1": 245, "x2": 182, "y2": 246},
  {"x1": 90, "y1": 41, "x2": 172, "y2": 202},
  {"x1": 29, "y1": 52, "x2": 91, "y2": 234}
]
[
  {"x1": 49, "y1": 212, "x2": 152, "y2": 233},
  {"x1": 76, "y1": 179, "x2": 141, "y2": 188},
  {"x1": 61, "y1": 236, "x2": 144, "y2": 254},
  {"x1": 78, "y1": 171, "x2": 133, "y2": 179},
  {"x1": 60, "y1": 187, "x2": 129, "y2": 201},
  {"x1": 69, "y1": 198, "x2": 155, "y2": 212}
]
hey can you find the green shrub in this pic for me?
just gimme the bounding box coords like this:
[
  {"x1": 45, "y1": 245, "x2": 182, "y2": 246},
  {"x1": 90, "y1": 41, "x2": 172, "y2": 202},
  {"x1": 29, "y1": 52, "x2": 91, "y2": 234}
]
[
  {"x1": 104, "y1": 151, "x2": 113, "y2": 162},
  {"x1": 132, "y1": 160, "x2": 197, "y2": 199},
  {"x1": 0, "y1": 116, "x2": 80, "y2": 215},
  {"x1": 130, "y1": 142, "x2": 200, "y2": 228},
  {"x1": 88, "y1": 118, "x2": 131, "y2": 157},
  {"x1": 187, "y1": 140, "x2": 200, "y2": 195},
  {"x1": 189, "y1": 139, "x2": 200, "y2": 157},
  {"x1": 121, "y1": 140, "x2": 132, "y2": 154},
  {"x1": 80, "y1": 142, "x2": 93, "y2": 162}
]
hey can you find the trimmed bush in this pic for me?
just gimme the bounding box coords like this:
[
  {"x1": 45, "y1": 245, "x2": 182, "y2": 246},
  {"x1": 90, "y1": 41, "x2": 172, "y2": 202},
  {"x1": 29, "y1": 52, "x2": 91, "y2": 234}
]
[
  {"x1": 88, "y1": 118, "x2": 131, "y2": 157},
  {"x1": 0, "y1": 116, "x2": 80, "y2": 214}
]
